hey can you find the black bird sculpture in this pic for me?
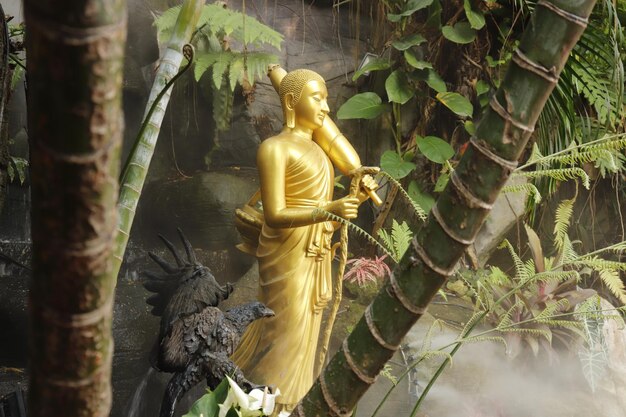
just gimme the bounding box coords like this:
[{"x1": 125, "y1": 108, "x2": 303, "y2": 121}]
[{"x1": 143, "y1": 229, "x2": 274, "y2": 417}]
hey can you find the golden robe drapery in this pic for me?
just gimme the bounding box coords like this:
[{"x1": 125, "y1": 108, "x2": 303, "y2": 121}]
[{"x1": 231, "y1": 139, "x2": 335, "y2": 407}]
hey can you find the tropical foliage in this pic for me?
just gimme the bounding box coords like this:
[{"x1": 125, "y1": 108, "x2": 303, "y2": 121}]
[{"x1": 154, "y1": 2, "x2": 283, "y2": 131}]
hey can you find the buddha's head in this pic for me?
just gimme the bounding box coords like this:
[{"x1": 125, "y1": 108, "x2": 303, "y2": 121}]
[{"x1": 279, "y1": 69, "x2": 329, "y2": 130}]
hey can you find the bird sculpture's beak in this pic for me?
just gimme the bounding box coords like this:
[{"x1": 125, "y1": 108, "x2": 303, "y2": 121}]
[{"x1": 262, "y1": 307, "x2": 275, "y2": 318}]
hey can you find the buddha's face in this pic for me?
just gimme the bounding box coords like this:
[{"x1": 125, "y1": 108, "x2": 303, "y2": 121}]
[{"x1": 293, "y1": 80, "x2": 330, "y2": 130}]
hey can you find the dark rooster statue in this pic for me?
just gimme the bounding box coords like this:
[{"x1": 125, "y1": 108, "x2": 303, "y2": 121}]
[{"x1": 143, "y1": 229, "x2": 274, "y2": 417}]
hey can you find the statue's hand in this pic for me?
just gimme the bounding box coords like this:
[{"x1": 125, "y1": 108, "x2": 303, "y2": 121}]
[
  {"x1": 356, "y1": 174, "x2": 380, "y2": 203},
  {"x1": 324, "y1": 196, "x2": 359, "y2": 220}
]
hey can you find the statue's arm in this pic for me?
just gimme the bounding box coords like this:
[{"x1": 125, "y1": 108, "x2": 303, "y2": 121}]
[
  {"x1": 258, "y1": 140, "x2": 358, "y2": 228},
  {"x1": 312, "y1": 119, "x2": 361, "y2": 175}
]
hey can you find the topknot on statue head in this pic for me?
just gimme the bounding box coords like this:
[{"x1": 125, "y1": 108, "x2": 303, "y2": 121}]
[{"x1": 278, "y1": 69, "x2": 325, "y2": 109}]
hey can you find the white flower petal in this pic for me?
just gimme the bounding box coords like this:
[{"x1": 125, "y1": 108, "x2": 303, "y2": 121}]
[
  {"x1": 218, "y1": 403, "x2": 231, "y2": 417},
  {"x1": 226, "y1": 376, "x2": 250, "y2": 409},
  {"x1": 247, "y1": 389, "x2": 265, "y2": 411}
]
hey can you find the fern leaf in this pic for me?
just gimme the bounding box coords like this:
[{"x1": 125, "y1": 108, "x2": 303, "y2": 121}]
[
  {"x1": 516, "y1": 168, "x2": 590, "y2": 189},
  {"x1": 460, "y1": 335, "x2": 508, "y2": 349},
  {"x1": 194, "y1": 51, "x2": 221, "y2": 81},
  {"x1": 416, "y1": 349, "x2": 454, "y2": 364},
  {"x1": 536, "y1": 299, "x2": 570, "y2": 320},
  {"x1": 316, "y1": 209, "x2": 394, "y2": 259},
  {"x1": 499, "y1": 326, "x2": 552, "y2": 342},
  {"x1": 500, "y1": 239, "x2": 529, "y2": 282},
  {"x1": 420, "y1": 319, "x2": 444, "y2": 353},
  {"x1": 533, "y1": 270, "x2": 580, "y2": 285},
  {"x1": 379, "y1": 172, "x2": 428, "y2": 221},
  {"x1": 598, "y1": 269, "x2": 626, "y2": 304},
  {"x1": 391, "y1": 220, "x2": 413, "y2": 261},
  {"x1": 460, "y1": 312, "x2": 486, "y2": 338},
  {"x1": 553, "y1": 198, "x2": 575, "y2": 252},
  {"x1": 502, "y1": 182, "x2": 542, "y2": 204},
  {"x1": 572, "y1": 256, "x2": 626, "y2": 271},
  {"x1": 211, "y1": 52, "x2": 234, "y2": 89}
]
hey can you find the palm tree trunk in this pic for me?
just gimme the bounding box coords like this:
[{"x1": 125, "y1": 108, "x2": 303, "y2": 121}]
[
  {"x1": 25, "y1": 1, "x2": 126, "y2": 416},
  {"x1": 113, "y1": 0, "x2": 204, "y2": 275},
  {"x1": 293, "y1": 1, "x2": 597, "y2": 415}
]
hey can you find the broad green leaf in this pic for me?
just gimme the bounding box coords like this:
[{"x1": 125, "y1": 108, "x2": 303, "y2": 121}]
[
  {"x1": 183, "y1": 379, "x2": 228, "y2": 417},
  {"x1": 426, "y1": 0, "x2": 442, "y2": 28},
  {"x1": 337, "y1": 92, "x2": 388, "y2": 120},
  {"x1": 408, "y1": 180, "x2": 435, "y2": 212},
  {"x1": 464, "y1": 0, "x2": 485, "y2": 29},
  {"x1": 417, "y1": 136, "x2": 455, "y2": 163},
  {"x1": 436, "y1": 91, "x2": 473, "y2": 118},
  {"x1": 425, "y1": 69, "x2": 447, "y2": 93},
  {"x1": 392, "y1": 33, "x2": 426, "y2": 51},
  {"x1": 404, "y1": 50, "x2": 433, "y2": 70},
  {"x1": 464, "y1": 120, "x2": 476, "y2": 135},
  {"x1": 442, "y1": 21, "x2": 476, "y2": 44},
  {"x1": 476, "y1": 80, "x2": 490, "y2": 96},
  {"x1": 388, "y1": 0, "x2": 434, "y2": 21},
  {"x1": 381, "y1": 150, "x2": 416, "y2": 179},
  {"x1": 386, "y1": 70, "x2": 414, "y2": 104},
  {"x1": 352, "y1": 58, "x2": 391, "y2": 81},
  {"x1": 434, "y1": 171, "x2": 449, "y2": 192}
]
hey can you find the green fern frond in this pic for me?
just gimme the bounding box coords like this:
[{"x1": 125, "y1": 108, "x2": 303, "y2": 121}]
[
  {"x1": 553, "y1": 198, "x2": 575, "y2": 252},
  {"x1": 416, "y1": 349, "x2": 453, "y2": 364},
  {"x1": 461, "y1": 312, "x2": 485, "y2": 338},
  {"x1": 391, "y1": 220, "x2": 412, "y2": 260},
  {"x1": 530, "y1": 271, "x2": 580, "y2": 288},
  {"x1": 379, "y1": 171, "x2": 428, "y2": 221},
  {"x1": 515, "y1": 168, "x2": 590, "y2": 189},
  {"x1": 502, "y1": 182, "x2": 542, "y2": 204},
  {"x1": 598, "y1": 269, "x2": 626, "y2": 304},
  {"x1": 460, "y1": 335, "x2": 508, "y2": 349},
  {"x1": 420, "y1": 319, "x2": 444, "y2": 353},
  {"x1": 500, "y1": 239, "x2": 529, "y2": 282},
  {"x1": 377, "y1": 229, "x2": 394, "y2": 258},
  {"x1": 560, "y1": 234, "x2": 579, "y2": 264},
  {"x1": 314, "y1": 209, "x2": 394, "y2": 259},
  {"x1": 497, "y1": 300, "x2": 523, "y2": 330},
  {"x1": 157, "y1": 4, "x2": 283, "y2": 50},
  {"x1": 571, "y1": 256, "x2": 626, "y2": 271},
  {"x1": 380, "y1": 364, "x2": 398, "y2": 386},
  {"x1": 499, "y1": 326, "x2": 552, "y2": 342},
  {"x1": 153, "y1": 5, "x2": 183, "y2": 41},
  {"x1": 535, "y1": 299, "x2": 571, "y2": 321},
  {"x1": 488, "y1": 266, "x2": 511, "y2": 287}
]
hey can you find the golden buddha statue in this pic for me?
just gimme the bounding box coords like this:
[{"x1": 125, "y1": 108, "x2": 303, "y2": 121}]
[{"x1": 231, "y1": 67, "x2": 377, "y2": 413}]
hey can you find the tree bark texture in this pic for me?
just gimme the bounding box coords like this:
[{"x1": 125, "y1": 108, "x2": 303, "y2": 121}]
[
  {"x1": 25, "y1": 1, "x2": 126, "y2": 416},
  {"x1": 293, "y1": 1, "x2": 597, "y2": 416},
  {"x1": 0, "y1": 5, "x2": 10, "y2": 216}
]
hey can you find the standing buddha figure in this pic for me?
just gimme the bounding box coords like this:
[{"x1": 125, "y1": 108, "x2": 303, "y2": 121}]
[{"x1": 231, "y1": 67, "x2": 376, "y2": 413}]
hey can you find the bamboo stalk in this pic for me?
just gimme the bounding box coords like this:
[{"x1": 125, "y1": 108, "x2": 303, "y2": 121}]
[
  {"x1": 113, "y1": 0, "x2": 204, "y2": 274},
  {"x1": 25, "y1": 1, "x2": 126, "y2": 415},
  {"x1": 292, "y1": 1, "x2": 597, "y2": 415}
]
